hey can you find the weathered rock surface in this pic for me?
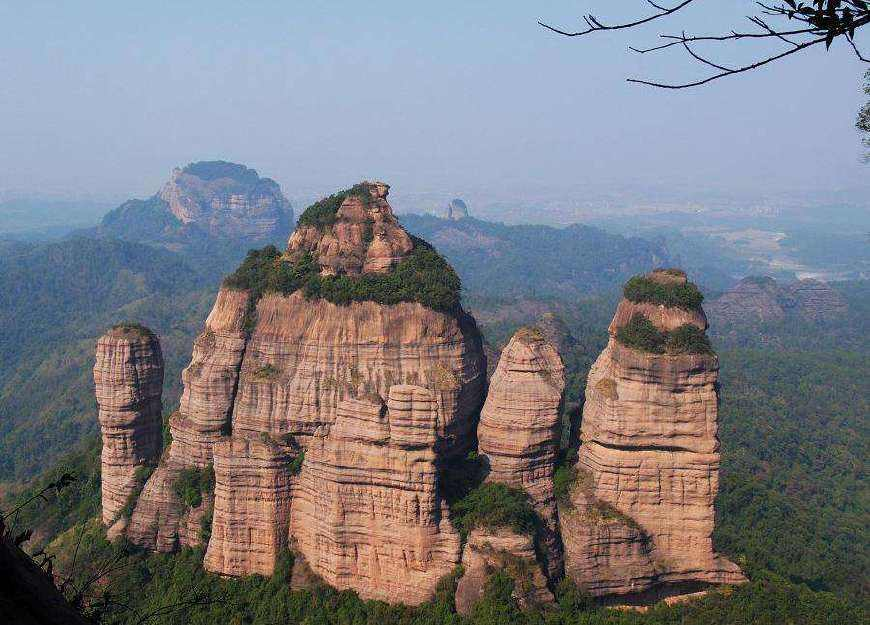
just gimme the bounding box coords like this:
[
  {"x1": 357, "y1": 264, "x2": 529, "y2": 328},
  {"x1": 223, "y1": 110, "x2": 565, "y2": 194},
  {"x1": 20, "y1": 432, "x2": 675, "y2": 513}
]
[
  {"x1": 708, "y1": 276, "x2": 847, "y2": 328},
  {"x1": 127, "y1": 287, "x2": 249, "y2": 550},
  {"x1": 125, "y1": 462, "x2": 211, "y2": 552},
  {"x1": 287, "y1": 182, "x2": 412, "y2": 276},
  {"x1": 94, "y1": 326, "x2": 164, "y2": 525},
  {"x1": 787, "y1": 278, "x2": 847, "y2": 321},
  {"x1": 289, "y1": 386, "x2": 462, "y2": 605},
  {"x1": 455, "y1": 527, "x2": 553, "y2": 615},
  {"x1": 563, "y1": 271, "x2": 745, "y2": 598},
  {"x1": 231, "y1": 291, "x2": 486, "y2": 460},
  {"x1": 444, "y1": 198, "x2": 469, "y2": 221},
  {"x1": 478, "y1": 327, "x2": 565, "y2": 581},
  {"x1": 169, "y1": 287, "x2": 250, "y2": 468},
  {"x1": 204, "y1": 436, "x2": 296, "y2": 576},
  {"x1": 159, "y1": 161, "x2": 293, "y2": 239}
]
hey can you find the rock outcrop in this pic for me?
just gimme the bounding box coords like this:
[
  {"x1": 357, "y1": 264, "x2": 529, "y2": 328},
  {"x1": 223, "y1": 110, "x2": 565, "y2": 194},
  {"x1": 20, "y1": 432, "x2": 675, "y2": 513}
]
[
  {"x1": 113, "y1": 182, "x2": 486, "y2": 604},
  {"x1": 98, "y1": 161, "x2": 293, "y2": 247},
  {"x1": 561, "y1": 270, "x2": 745, "y2": 599},
  {"x1": 231, "y1": 292, "x2": 485, "y2": 459},
  {"x1": 478, "y1": 327, "x2": 565, "y2": 582},
  {"x1": 455, "y1": 527, "x2": 553, "y2": 615},
  {"x1": 94, "y1": 325, "x2": 164, "y2": 527},
  {"x1": 289, "y1": 386, "x2": 462, "y2": 605},
  {"x1": 708, "y1": 276, "x2": 847, "y2": 328},
  {"x1": 287, "y1": 182, "x2": 412, "y2": 276},
  {"x1": 444, "y1": 198, "x2": 469, "y2": 221},
  {"x1": 159, "y1": 161, "x2": 293, "y2": 239},
  {"x1": 204, "y1": 436, "x2": 296, "y2": 576}
]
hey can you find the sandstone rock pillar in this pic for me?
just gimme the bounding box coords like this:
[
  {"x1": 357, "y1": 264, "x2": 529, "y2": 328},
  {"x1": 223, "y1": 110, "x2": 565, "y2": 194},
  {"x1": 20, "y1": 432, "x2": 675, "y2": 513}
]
[
  {"x1": 94, "y1": 325, "x2": 164, "y2": 526},
  {"x1": 477, "y1": 327, "x2": 566, "y2": 582}
]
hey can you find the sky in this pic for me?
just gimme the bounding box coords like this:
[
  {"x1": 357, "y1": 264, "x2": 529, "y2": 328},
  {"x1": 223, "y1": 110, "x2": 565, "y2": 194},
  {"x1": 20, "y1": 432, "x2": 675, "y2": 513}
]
[{"x1": 0, "y1": 1, "x2": 867, "y2": 210}]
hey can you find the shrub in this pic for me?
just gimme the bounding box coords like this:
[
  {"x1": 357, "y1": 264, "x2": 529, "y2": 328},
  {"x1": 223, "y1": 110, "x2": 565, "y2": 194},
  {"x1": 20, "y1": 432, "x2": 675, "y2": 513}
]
[
  {"x1": 451, "y1": 482, "x2": 537, "y2": 536},
  {"x1": 666, "y1": 323, "x2": 714, "y2": 354},
  {"x1": 110, "y1": 322, "x2": 155, "y2": 338},
  {"x1": 296, "y1": 183, "x2": 374, "y2": 230},
  {"x1": 615, "y1": 313, "x2": 666, "y2": 353},
  {"x1": 173, "y1": 465, "x2": 215, "y2": 509},
  {"x1": 223, "y1": 237, "x2": 461, "y2": 315},
  {"x1": 553, "y1": 464, "x2": 578, "y2": 505},
  {"x1": 623, "y1": 274, "x2": 704, "y2": 310},
  {"x1": 288, "y1": 451, "x2": 304, "y2": 475}
]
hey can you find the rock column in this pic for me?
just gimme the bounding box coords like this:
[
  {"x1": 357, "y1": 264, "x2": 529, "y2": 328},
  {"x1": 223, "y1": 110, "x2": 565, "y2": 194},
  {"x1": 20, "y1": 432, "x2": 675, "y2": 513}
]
[{"x1": 94, "y1": 325, "x2": 164, "y2": 526}]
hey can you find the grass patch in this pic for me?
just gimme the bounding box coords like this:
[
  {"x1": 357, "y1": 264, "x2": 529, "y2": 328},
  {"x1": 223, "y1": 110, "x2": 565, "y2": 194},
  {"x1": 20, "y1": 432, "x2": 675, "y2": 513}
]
[{"x1": 623, "y1": 274, "x2": 704, "y2": 310}]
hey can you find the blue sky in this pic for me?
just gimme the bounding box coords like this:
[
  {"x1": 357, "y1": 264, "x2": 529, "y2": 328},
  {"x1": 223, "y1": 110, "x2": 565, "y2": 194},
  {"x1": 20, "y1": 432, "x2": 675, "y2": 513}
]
[{"x1": 0, "y1": 1, "x2": 867, "y2": 204}]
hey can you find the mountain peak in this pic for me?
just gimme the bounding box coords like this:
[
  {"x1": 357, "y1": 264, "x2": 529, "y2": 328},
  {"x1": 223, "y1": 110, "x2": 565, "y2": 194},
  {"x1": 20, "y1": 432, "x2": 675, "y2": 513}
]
[{"x1": 288, "y1": 181, "x2": 412, "y2": 276}]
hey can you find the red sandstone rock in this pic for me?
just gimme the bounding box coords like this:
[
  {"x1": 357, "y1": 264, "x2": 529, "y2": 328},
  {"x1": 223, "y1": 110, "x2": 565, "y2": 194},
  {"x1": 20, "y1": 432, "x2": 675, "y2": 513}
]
[
  {"x1": 477, "y1": 326, "x2": 565, "y2": 582},
  {"x1": 289, "y1": 386, "x2": 462, "y2": 604},
  {"x1": 94, "y1": 326, "x2": 164, "y2": 526}
]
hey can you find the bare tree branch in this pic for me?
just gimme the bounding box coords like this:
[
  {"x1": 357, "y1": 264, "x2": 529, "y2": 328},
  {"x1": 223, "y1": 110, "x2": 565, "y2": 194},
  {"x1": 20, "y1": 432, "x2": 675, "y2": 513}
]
[{"x1": 541, "y1": 1, "x2": 870, "y2": 88}]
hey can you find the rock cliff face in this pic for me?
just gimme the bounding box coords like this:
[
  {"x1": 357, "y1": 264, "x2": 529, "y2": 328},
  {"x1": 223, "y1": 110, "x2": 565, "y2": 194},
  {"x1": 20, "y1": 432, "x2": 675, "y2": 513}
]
[
  {"x1": 287, "y1": 182, "x2": 412, "y2": 276},
  {"x1": 111, "y1": 182, "x2": 486, "y2": 605},
  {"x1": 478, "y1": 327, "x2": 565, "y2": 581},
  {"x1": 290, "y1": 386, "x2": 462, "y2": 604},
  {"x1": 708, "y1": 276, "x2": 847, "y2": 327},
  {"x1": 455, "y1": 527, "x2": 553, "y2": 615},
  {"x1": 444, "y1": 198, "x2": 469, "y2": 221},
  {"x1": 204, "y1": 436, "x2": 296, "y2": 576},
  {"x1": 93, "y1": 325, "x2": 164, "y2": 527},
  {"x1": 561, "y1": 270, "x2": 744, "y2": 598},
  {"x1": 159, "y1": 161, "x2": 293, "y2": 240}
]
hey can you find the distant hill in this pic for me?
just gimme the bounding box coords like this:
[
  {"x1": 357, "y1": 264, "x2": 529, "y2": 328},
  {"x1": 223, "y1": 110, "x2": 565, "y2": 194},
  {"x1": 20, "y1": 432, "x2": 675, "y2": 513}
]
[
  {"x1": 0, "y1": 237, "x2": 217, "y2": 482},
  {"x1": 90, "y1": 160, "x2": 293, "y2": 259},
  {"x1": 399, "y1": 214, "x2": 670, "y2": 298}
]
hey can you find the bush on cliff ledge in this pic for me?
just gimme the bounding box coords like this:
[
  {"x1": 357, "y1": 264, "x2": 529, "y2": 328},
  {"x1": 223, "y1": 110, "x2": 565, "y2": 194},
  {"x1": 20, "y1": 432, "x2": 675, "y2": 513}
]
[
  {"x1": 223, "y1": 236, "x2": 461, "y2": 314},
  {"x1": 623, "y1": 274, "x2": 704, "y2": 310},
  {"x1": 173, "y1": 465, "x2": 215, "y2": 509},
  {"x1": 295, "y1": 183, "x2": 374, "y2": 230},
  {"x1": 452, "y1": 482, "x2": 538, "y2": 537},
  {"x1": 616, "y1": 313, "x2": 713, "y2": 355}
]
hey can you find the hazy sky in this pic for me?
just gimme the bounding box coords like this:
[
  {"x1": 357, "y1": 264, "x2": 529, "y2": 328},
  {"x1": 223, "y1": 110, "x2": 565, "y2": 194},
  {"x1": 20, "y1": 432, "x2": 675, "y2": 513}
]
[{"x1": 1, "y1": 1, "x2": 867, "y2": 206}]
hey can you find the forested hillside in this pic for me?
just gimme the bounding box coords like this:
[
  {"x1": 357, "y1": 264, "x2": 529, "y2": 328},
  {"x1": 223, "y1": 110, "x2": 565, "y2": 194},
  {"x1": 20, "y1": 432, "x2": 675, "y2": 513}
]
[
  {"x1": 0, "y1": 238, "x2": 218, "y2": 481},
  {"x1": 400, "y1": 214, "x2": 671, "y2": 298}
]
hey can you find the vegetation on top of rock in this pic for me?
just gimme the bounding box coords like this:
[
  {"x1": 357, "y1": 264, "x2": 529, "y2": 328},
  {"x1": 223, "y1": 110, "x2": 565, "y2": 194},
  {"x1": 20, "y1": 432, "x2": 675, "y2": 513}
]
[
  {"x1": 451, "y1": 482, "x2": 538, "y2": 536},
  {"x1": 173, "y1": 465, "x2": 215, "y2": 509},
  {"x1": 296, "y1": 182, "x2": 375, "y2": 230},
  {"x1": 180, "y1": 161, "x2": 262, "y2": 184},
  {"x1": 623, "y1": 274, "x2": 704, "y2": 310},
  {"x1": 110, "y1": 322, "x2": 156, "y2": 338},
  {"x1": 222, "y1": 236, "x2": 461, "y2": 314},
  {"x1": 616, "y1": 313, "x2": 713, "y2": 355}
]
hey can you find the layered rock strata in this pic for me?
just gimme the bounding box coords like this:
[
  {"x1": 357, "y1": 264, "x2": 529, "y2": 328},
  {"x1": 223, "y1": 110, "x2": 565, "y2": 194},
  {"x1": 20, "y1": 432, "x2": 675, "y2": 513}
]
[
  {"x1": 204, "y1": 436, "x2": 296, "y2": 576},
  {"x1": 231, "y1": 292, "x2": 485, "y2": 459},
  {"x1": 455, "y1": 527, "x2": 554, "y2": 615},
  {"x1": 289, "y1": 385, "x2": 462, "y2": 605},
  {"x1": 94, "y1": 326, "x2": 164, "y2": 526},
  {"x1": 562, "y1": 270, "x2": 744, "y2": 598},
  {"x1": 478, "y1": 327, "x2": 566, "y2": 582},
  {"x1": 126, "y1": 288, "x2": 249, "y2": 550},
  {"x1": 159, "y1": 161, "x2": 293, "y2": 239},
  {"x1": 287, "y1": 182, "x2": 412, "y2": 276}
]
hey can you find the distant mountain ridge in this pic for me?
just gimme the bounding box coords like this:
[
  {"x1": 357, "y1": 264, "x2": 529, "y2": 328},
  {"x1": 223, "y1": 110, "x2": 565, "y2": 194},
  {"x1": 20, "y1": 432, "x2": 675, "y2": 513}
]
[{"x1": 399, "y1": 213, "x2": 670, "y2": 298}]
